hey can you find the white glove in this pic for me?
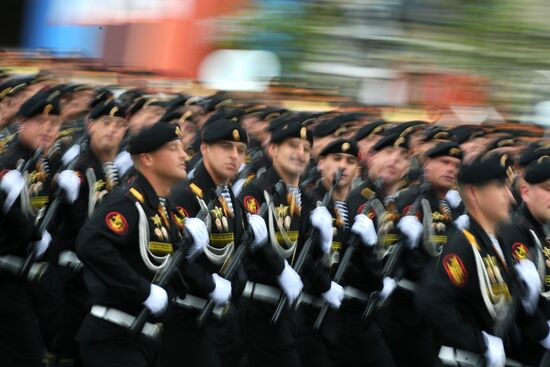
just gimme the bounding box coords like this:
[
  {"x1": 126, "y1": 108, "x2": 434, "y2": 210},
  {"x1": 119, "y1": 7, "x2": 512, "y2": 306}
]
[
  {"x1": 397, "y1": 215, "x2": 423, "y2": 249},
  {"x1": 321, "y1": 281, "x2": 344, "y2": 309},
  {"x1": 540, "y1": 321, "x2": 550, "y2": 350},
  {"x1": 482, "y1": 331, "x2": 506, "y2": 367},
  {"x1": 277, "y1": 260, "x2": 303, "y2": 303},
  {"x1": 33, "y1": 230, "x2": 52, "y2": 259},
  {"x1": 514, "y1": 259, "x2": 541, "y2": 314},
  {"x1": 379, "y1": 277, "x2": 397, "y2": 302},
  {"x1": 248, "y1": 214, "x2": 268, "y2": 249},
  {"x1": 310, "y1": 206, "x2": 333, "y2": 253},
  {"x1": 57, "y1": 170, "x2": 80, "y2": 204},
  {"x1": 445, "y1": 189, "x2": 462, "y2": 209},
  {"x1": 209, "y1": 273, "x2": 232, "y2": 305},
  {"x1": 114, "y1": 151, "x2": 133, "y2": 177},
  {"x1": 351, "y1": 214, "x2": 377, "y2": 247},
  {"x1": 61, "y1": 144, "x2": 80, "y2": 166},
  {"x1": 143, "y1": 284, "x2": 168, "y2": 316},
  {"x1": 454, "y1": 214, "x2": 470, "y2": 231},
  {"x1": 0, "y1": 170, "x2": 25, "y2": 213},
  {"x1": 184, "y1": 217, "x2": 208, "y2": 258}
]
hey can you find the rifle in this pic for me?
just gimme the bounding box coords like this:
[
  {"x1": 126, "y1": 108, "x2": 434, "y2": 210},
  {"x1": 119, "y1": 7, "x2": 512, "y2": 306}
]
[
  {"x1": 129, "y1": 188, "x2": 222, "y2": 336},
  {"x1": 361, "y1": 182, "x2": 431, "y2": 320},
  {"x1": 271, "y1": 169, "x2": 343, "y2": 325},
  {"x1": 19, "y1": 137, "x2": 88, "y2": 279},
  {"x1": 197, "y1": 181, "x2": 285, "y2": 327},
  {"x1": 313, "y1": 178, "x2": 384, "y2": 331}
]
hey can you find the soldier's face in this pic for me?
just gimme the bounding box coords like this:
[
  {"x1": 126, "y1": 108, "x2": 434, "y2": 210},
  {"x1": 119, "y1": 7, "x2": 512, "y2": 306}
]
[
  {"x1": 128, "y1": 106, "x2": 165, "y2": 134},
  {"x1": 174, "y1": 119, "x2": 198, "y2": 150},
  {"x1": 88, "y1": 116, "x2": 127, "y2": 153},
  {"x1": 270, "y1": 138, "x2": 311, "y2": 177},
  {"x1": 146, "y1": 140, "x2": 188, "y2": 181},
  {"x1": 424, "y1": 156, "x2": 461, "y2": 192},
  {"x1": 521, "y1": 179, "x2": 550, "y2": 222},
  {"x1": 201, "y1": 141, "x2": 246, "y2": 182},
  {"x1": 19, "y1": 114, "x2": 62, "y2": 151},
  {"x1": 318, "y1": 153, "x2": 358, "y2": 189},
  {"x1": 473, "y1": 181, "x2": 513, "y2": 223},
  {"x1": 368, "y1": 147, "x2": 409, "y2": 185},
  {"x1": 61, "y1": 89, "x2": 94, "y2": 119},
  {"x1": 356, "y1": 136, "x2": 382, "y2": 166}
]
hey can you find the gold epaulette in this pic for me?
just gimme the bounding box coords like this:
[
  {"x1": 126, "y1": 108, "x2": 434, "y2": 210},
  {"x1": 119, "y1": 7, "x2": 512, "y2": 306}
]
[
  {"x1": 462, "y1": 229, "x2": 480, "y2": 250},
  {"x1": 189, "y1": 182, "x2": 203, "y2": 198},
  {"x1": 243, "y1": 174, "x2": 256, "y2": 188},
  {"x1": 360, "y1": 187, "x2": 374, "y2": 199},
  {"x1": 129, "y1": 187, "x2": 144, "y2": 204}
]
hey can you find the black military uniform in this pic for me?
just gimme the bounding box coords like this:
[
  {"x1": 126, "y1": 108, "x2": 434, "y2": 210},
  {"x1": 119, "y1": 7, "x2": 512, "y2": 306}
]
[
  {"x1": 160, "y1": 119, "x2": 249, "y2": 367},
  {"x1": 0, "y1": 90, "x2": 68, "y2": 367},
  {"x1": 377, "y1": 142, "x2": 464, "y2": 367},
  {"x1": 416, "y1": 152, "x2": 549, "y2": 366},
  {"x1": 45, "y1": 101, "x2": 127, "y2": 364},
  {"x1": 75, "y1": 123, "x2": 183, "y2": 367},
  {"x1": 239, "y1": 120, "x2": 331, "y2": 367},
  {"x1": 303, "y1": 139, "x2": 395, "y2": 367},
  {"x1": 509, "y1": 148, "x2": 550, "y2": 364}
]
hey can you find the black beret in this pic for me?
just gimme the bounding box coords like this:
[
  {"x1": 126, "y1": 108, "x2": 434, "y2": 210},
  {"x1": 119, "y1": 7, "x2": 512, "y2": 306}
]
[
  {"x1": 0, "y1": 76, "x2": 36, "y2": 100},
  {"x1": 194, "y1": 92, "x2": 233, "y2": 112},
  {"x1": 487, "y1": 135, "x2": 516, "y2": 151},
  {"x1": 204, "y1": 108, "x2": 245, "y2": 126},
  {"x1": 353, "y1": 120, "x2": 387, "y2": 141},
  {"x1": 423, "y1": 127, "x2": 454, "y2": 142},
  {"x1": 254, "y1": 107, "x2": 287, "y2": 121},
  {"x1": 89, "y1": 101, "x2": 127, "y2": 120},
  {"x1": 165, "y1": 94, "x2": 191, "y2": 112},
  {"x1": 268, "y1": 114, "x2": 308, "y2": 132},
  {"x1": 17, "y1": 88, "x2": 61, "y2": 118},
  {"x1": 392, "y1": 120, "x2": 427, "y2": 136},
  {"x1": 319, "y1": 139, "x2": 359, "y2": 158},
  {"x1": 523, "y1": 155, "x2": 550, "y2": 184},
  {"x1": 90, "y1": 86, "x2": 115, "y2": 108},
  {"x1": 458, "y1": 151, "x2": 515, "y2": 186},
  {"x1": 372, "y1": 131, "x2": 409, "y2": 151},
  {"x1": 518, "y1": 144, "x2": 550, "y2": 167},
  {"x1": 270, "y1": 119, "x2": 313, "y2": 145},
  {"x1": 158, "y1": 110, "x2": 195, "y2": 124},
  {"x1": 201, "y1": 119, "x2": 248, "y2": 144},
  {"x1": 450, "y1": 125, "x2": 485, "y2": 144},
  {"x1": 425, "y1": 141, "x2": 463, "y2": 160},
  {"x1": 129, "y1": 123, "x2": 182, "y2": 154},
  {"x1": 313, "y1": 114, "x2": 360, "y2": 137}
]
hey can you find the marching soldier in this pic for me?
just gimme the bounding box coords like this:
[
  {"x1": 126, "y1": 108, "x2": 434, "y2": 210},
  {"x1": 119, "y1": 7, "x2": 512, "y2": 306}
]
[
  {"x1": 0, "y1": 89, "x2": 81, "y2": 367},
  {"x1": 509, "y1": 145, "x2": 550, "y2": 364},
  {"x1": 376, "y1": 141, "x2": 464, "y2": 367},
  {"x1": 304, "y1": 138, "x2": 397, "y2": 367},
  {"x1": 239, "y1": 118, "x2": 339, "y2": 367},
  {"x1": 75, "y1": 122, "x2": 208, "y2": 367},
  {"x1": 43, "y1": 100, "x2": 129, "y2": 364},
  {"x1": 162, "y1": 118, "x2": 267, "y2": 367},
  {"x1": 416, "y1": 151, "x2": 548, "y2": 367}
]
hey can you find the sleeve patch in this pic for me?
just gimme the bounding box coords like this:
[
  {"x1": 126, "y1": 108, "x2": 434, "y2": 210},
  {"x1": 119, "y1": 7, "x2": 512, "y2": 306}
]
[
  {"x1": 443, "y1": 253, "x2": 468, "y2": 287},
  {"x1": 512, "y1": 242, "x2": 529, "y2": 261},
  {"x1": 105, "y1": 211, "x2": 128, "y2": 235},
  {"x1": 243, "y1": 195, "x2": 259, "y2": 214}
]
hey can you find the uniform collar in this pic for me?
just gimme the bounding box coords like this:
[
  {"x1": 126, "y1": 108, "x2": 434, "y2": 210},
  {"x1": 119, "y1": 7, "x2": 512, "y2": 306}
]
[{"x1": 132, "y1": 171, "x2": 161, "y2": 208}]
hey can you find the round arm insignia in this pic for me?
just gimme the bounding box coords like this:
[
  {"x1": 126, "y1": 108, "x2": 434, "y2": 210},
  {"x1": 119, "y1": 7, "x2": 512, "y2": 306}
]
[{"x1": 105, "y1": 211, "x2": 128, "y2": 235}]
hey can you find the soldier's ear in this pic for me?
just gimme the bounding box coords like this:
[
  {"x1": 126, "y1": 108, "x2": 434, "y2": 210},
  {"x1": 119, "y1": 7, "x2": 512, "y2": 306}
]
[{"x1": 139, "y1": 152, "x2": 154, "y2": 168}]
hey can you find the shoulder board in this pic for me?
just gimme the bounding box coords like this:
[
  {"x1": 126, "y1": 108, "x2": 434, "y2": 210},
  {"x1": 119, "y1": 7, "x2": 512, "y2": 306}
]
[
  {"x1": 129, "y1": 187, "x2": 144, "y2": 204},
  {"x1": 361, "y1": 187, "x2": 375, "y2": 199},
  {"x1": 462, "y1": 229, "x2": 480, "y2": 250},
  {"x1": 243, "y1": 174, "x2": 256, "y2": 188},
  {"x1": 189, "y1": 182, "x2": 203, "y2": 198}
]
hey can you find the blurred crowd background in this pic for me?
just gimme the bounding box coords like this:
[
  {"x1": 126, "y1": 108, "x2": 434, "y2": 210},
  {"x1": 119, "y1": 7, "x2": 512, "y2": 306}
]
[{"x1": 3, "y1": 0, "x2": 550, "y2": 128}]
